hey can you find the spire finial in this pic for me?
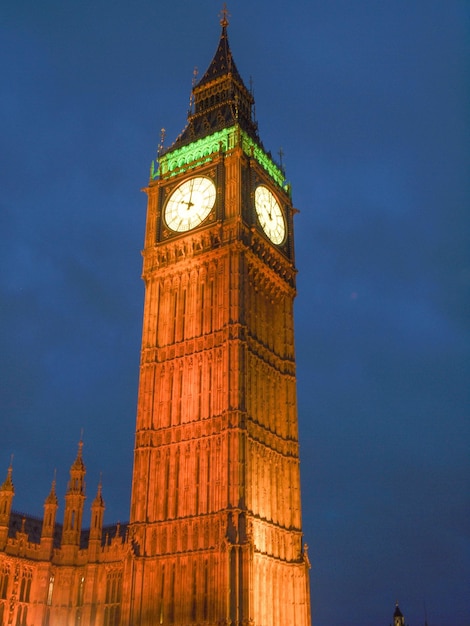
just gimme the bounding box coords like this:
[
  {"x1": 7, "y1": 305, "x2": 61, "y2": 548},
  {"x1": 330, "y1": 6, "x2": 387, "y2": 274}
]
[
  {"x1": 7, "y1": 455, "x2": 13, "y2": 479},
  {"x1": 220, "y1": 3, "x2": 230, "y2": 28},
  {"x1": 188, "y1": 67, "x2": 198, "y2": 114},
  {"x1": 158, "y1": 128, "x2": 166, "y2": 156},
  {"x1": 45, "y1": 471, "x2": 58, "y2": 504},
  {"x1": 1, "y1": 459, "x2": 14, "y2": 490}
]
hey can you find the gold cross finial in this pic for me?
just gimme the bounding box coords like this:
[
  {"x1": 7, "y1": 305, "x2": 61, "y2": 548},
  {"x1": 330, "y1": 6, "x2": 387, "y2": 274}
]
[{"x1": 220, "y1": 3, "x2": 229, "y2": 28}]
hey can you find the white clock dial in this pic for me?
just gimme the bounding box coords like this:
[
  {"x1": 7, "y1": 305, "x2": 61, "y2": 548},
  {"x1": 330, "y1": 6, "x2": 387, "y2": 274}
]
[
  {"x1": 164, "y1": 176, "x2": 216, "y2": 232},
  {"x1": 254, "y1": 185, "x2": 286, "y2": 244}
]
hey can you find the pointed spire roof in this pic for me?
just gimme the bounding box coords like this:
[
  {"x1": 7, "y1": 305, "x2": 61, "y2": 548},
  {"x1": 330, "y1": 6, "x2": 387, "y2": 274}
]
[
  {"x1": 66, "y1": 440, "x2": 86, "y2": 496},
  {"x1": 394, "y1": 602, "x2": 403, "y2": 618},
  {"x1": 92, "y1": 479, "x2": 105, "y2": 508},
  {"x1": 71, "y1": 439, "x2": 85, "y2": 472},
  {"x1": 45, "y1": 476, "x2": 58, "y2": 505},
  {"x1": 196, "y1": 21, "x2": 244, "y2": 89},
  {"x1": 163, "y1": 9, "x2": 259, "y2": 154},
  {"x1": 1, "y1": 461, "x2": 14, "y2": 493}
]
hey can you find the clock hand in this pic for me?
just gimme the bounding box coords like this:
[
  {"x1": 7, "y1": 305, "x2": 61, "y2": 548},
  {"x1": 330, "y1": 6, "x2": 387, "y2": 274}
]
[
  {"x1": 188, "y1": 179, "x2": 195, "y2": 209},
  {"x1": 180, "y1": 180, "x2": 196, "y2": 211}
]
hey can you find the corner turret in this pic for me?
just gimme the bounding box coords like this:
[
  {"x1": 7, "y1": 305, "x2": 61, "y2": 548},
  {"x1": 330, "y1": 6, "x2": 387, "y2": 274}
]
[
  {"x1": 40, "y1": 476, "x2": 59, "y2": 558},
  {"x1": 88, "y1": 480, "x2": 105, "y2": 560},
  {"x1": 0, "y1": 462, "x2": 14, "y2": 549},
  {"x1": 61, "y1": 441, "x2": 86, "y2": 559}
]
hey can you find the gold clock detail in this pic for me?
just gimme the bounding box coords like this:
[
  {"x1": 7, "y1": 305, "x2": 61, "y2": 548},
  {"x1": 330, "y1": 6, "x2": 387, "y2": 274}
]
[
  {"x1": 254, "y1": 185, "x2": 286, "y2": 245},
  {"x1": 164, "y1": 176, "x2": 216, "y2": 232}
]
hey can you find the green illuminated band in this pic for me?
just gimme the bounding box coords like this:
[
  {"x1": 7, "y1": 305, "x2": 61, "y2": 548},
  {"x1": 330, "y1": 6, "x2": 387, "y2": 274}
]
[{"x1": 150, "y1": 126, "x2": 288, "y2": 192}]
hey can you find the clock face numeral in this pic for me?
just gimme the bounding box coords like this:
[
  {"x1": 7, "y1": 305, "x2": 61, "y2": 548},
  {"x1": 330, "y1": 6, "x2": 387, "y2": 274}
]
[
  {"x1": 165, "y1": 176, "x2": 216, "y2": 232},
  {"x1": 254, "y1": 185, "x2": 286, "y2": 245}
]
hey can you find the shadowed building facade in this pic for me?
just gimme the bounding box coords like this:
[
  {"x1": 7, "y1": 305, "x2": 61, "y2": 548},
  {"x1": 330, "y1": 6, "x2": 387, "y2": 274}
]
[{"x1": 0, "y1": 14, "x2": 311, "y2": 626}]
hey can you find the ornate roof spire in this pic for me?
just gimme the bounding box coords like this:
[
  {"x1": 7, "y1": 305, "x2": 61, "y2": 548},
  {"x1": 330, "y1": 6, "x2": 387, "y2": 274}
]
[
  {"x1": 67, "y1": 439, "x2": 86, "y2": 495},
  {"x1": 164, "y1": 7, "x2": 258, "y2": 153},
  {"x1": 92, "y1": 475, "x2": 105, "y2": 508},
  {"x1": 393, "y1": 602, "x2": 405, "y2": 626},
  {"x1": 195, "y1": 15, "x2": 242, "y2": 88},
  {"x1": 394, "y1": 601, "x2": 403, "y2": 617},
  {"x1": 1, "y1": 457, "x2": 14, "y2": 492},
  {"x1": 71, "y1": 438, "x2": 85, "y2": 472},
  {"x1": 45, "y1": 472, "x2": 58, "y2": 505}
]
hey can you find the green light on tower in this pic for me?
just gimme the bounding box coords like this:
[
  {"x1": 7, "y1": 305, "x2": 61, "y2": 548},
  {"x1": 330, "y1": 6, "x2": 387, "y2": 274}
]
[{"x1": 151, "y1": 125, "x2": 289, "y2": 194}]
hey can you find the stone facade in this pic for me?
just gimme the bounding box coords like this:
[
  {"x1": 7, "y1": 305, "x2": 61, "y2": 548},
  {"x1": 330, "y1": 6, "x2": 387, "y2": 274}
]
[
  {"x1": 0, "y1": 16, "x2": 311, "y2": 626},
  {"x1": 0, "y1": 450, "x2": 128, "y2": 626}
]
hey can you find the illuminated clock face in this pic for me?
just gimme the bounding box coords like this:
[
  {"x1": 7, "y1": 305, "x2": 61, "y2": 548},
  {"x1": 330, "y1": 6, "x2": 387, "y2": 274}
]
[
  {"x1": 164, "y1": 176, "x2": 216, "y2": 232},
  {"x1": 254, "y1": 185, "x2": 286, "y2": 245}
]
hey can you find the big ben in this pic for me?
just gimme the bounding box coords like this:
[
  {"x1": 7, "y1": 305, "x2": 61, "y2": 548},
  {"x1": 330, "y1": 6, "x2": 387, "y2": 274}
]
[{"x1": 122, "y1": 11, "x2": 312, "y2": 626}]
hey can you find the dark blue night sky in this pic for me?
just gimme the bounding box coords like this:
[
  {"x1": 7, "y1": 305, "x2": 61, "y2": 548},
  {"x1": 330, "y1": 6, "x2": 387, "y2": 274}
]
[{"x1": 1, "y1": 2, "x2": 468, "y2": 625}]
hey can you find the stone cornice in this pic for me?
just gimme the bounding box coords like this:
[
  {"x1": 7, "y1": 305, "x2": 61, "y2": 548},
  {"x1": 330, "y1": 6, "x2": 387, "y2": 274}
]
[{"x1": 143, "y1": 221, "x2": 296, "y2": 291}]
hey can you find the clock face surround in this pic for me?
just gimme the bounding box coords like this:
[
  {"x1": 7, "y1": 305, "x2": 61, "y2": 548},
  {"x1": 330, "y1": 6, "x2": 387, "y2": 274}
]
[
  {"x1": 164, "y1": 176, "x2": 216, "y2": 232},
  {"x1": 254, "y1": 185, "x2": 286, "y2": 245}
]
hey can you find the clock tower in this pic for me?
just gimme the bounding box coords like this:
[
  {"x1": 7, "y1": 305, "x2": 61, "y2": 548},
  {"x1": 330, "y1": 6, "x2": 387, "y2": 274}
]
[{"x1": 122, "y1": 13, "x2": 311, "y2": 626}]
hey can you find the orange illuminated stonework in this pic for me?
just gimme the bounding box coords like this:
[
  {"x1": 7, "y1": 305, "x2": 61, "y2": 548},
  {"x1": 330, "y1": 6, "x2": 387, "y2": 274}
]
[
  {"x1": 0, "y1": 447, "x2": 127, "y2": 626},
  {"x1": 0, "y1": 15, "x2": 311, "y2": 626}
]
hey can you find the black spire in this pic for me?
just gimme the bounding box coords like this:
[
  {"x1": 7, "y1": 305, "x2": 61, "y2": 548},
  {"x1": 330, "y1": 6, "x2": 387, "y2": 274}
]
[
  {"x1": 196, "y1": 22, "x2": 244, "y2": 89},
  {"x1": 393, "y1": 602, "x2": 405, "y2": 626},
  {"x1": 164, "y1": 13, "x2": 258, "y2": 154}
]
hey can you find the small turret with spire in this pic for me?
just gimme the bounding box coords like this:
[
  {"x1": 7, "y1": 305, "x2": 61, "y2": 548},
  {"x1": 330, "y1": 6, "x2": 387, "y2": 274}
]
[
  {"x1": 61, "y1": 440, "x2": 86, "y2": 558},
  {"x1": 88, "y1": 478, "x2": 105, "y2": 561},
  {"x1": 392, "y1": 602, "x2": 405, "y2": 626},
  {"x1": 0, "y1": 459, "x2": 14, "y2": 549},
  {"x1": 40, "y1": 474, "x2": 59, "y2": 558}
]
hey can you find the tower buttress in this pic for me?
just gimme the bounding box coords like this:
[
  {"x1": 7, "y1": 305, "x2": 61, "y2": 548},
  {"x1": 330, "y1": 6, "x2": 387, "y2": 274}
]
[
  {"x1": 61, "y1": 441, "x2": 86, "y2": 557},
  {"x1": 0, "y1": 463, "x2": 14, "y2": 549}
]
